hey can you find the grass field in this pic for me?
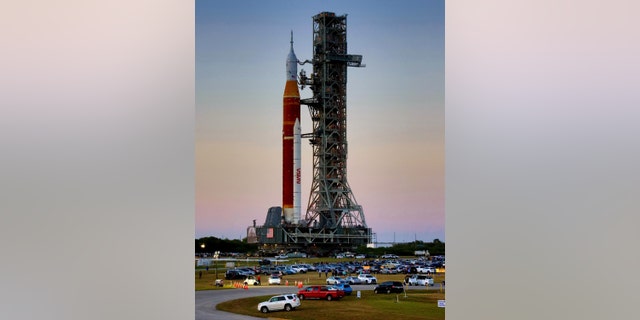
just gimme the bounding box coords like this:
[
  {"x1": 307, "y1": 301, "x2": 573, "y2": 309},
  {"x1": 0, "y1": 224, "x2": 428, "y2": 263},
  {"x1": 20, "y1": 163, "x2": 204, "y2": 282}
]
[{"x1": 217, "y1": 290, "x2": 445, "y2": 320}]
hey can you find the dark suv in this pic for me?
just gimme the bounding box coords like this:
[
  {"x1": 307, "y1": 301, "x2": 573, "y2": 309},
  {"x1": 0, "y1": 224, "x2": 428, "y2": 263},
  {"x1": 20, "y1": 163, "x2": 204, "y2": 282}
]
[
  {"x1": 225, "y1": 270, "x2": 245, "y2": 280},
  {"x1": 374, "y1": 281, "x2": 405, "y2": 294}
]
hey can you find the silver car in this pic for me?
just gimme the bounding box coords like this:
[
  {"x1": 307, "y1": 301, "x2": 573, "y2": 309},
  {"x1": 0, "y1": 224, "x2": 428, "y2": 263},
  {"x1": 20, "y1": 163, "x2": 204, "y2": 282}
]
[
  {"x1": 344, "y1": 276, "x2": 362, "y2": 284},
  {"x1": 326, "y1": 276, "x2": 345, "y2": 285},
  {"x1": 357, "y1": 273, "x2": 378, "y2": 284}
]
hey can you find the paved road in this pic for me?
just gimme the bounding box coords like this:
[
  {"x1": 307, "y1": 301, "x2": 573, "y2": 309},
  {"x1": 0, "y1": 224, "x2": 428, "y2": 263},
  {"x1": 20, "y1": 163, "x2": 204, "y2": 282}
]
[
  {"x1": 195, "y1": 284, "x2": 443, "y2": 320},
  {"x1": 196, "y1": 286, "x2": 296, "y2": 320}
]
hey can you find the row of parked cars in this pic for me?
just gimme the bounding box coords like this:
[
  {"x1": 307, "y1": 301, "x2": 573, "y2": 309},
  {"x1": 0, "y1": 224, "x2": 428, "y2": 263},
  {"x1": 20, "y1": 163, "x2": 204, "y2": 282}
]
[
  {"x1": 225, "y1": 264, "x2": 316, "y2": 279},
  {"x1": 257, "y1": 285, "x2": 346, "y2": 314},
  {"x1": 224, "y1": 268, "x2": 258, "y2": 279},
  {"x1": 326, "y1": 273, "x2": 378, "y2": 285},
  {"x1": 258, "y1": 280, "x2": 413, "y2": 314},
  {"x1": 224, "y1": 273, "x2": 288, "y2": 286},
  {"x1": 259, "y1": 264, "x2": 315, "y2": 275},
  {"x1": 259, "y1": 280, "x2": 419, "y2": 314},
  {"x1": 315, "y1": 258, "x2": 441, "y2": 275},
  {"x1": 228, "y1": 256, "x2": 442, "y2": 280}
]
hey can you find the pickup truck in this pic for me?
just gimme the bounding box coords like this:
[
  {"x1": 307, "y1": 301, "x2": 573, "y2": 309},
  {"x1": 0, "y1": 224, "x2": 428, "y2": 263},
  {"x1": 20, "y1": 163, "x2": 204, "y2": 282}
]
[{"x1": 297, "y1": 285, "x2": 345, "y2": 301}]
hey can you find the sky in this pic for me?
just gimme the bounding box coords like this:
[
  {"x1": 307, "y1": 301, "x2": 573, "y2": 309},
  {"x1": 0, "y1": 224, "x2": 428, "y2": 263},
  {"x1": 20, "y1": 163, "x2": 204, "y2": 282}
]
[{"x1": 195, "y1": 0, "x2": 444, "y2": 244}]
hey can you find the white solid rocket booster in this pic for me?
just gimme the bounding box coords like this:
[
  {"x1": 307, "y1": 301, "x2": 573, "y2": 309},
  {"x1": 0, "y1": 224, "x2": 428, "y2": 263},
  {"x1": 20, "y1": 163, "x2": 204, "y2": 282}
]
[{"x1": 293, "y1": 118, "x2": 301, "y2": 224}]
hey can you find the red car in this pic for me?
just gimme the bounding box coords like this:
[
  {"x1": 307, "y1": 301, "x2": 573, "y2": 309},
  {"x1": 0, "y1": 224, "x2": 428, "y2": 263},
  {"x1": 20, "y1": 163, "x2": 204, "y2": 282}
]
[{"x1": 297, "y1": 285, "x2": 345, "y2": 301}]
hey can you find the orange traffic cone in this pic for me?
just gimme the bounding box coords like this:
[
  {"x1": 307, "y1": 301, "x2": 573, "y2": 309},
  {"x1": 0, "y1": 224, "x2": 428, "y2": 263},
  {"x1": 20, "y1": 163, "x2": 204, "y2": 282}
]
[{"x1": 285, "y1": 280, "x2": 289, "y2": 286}]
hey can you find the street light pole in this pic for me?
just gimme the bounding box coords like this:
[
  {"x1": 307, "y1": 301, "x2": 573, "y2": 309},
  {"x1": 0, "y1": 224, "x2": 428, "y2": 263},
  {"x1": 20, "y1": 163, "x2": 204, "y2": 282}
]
[{"x1": 214, "y1": 251, "x2": 220, "y2": 280}]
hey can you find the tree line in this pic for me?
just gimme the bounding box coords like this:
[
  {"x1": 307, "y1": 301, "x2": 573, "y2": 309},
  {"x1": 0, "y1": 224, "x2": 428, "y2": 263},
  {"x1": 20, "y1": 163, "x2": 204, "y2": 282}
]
[
  {"x1": 195, "y1": 236, "x2": 257, "y2": 255},
  {"x1": 195, "y1": 236, "x2": 444, "y2": 257}
]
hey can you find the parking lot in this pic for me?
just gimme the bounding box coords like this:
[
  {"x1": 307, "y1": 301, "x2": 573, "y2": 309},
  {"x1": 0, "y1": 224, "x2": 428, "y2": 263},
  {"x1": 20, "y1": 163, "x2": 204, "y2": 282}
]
[{"x1": 196, "y1": 256, "x2": 445, "y2": 319}]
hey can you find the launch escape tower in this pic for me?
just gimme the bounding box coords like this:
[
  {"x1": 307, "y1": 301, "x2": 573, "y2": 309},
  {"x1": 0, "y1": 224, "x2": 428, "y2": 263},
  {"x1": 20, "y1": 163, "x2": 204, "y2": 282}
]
[{"x1": 249, "y1": 12, "x2": 372, "y2": 254}]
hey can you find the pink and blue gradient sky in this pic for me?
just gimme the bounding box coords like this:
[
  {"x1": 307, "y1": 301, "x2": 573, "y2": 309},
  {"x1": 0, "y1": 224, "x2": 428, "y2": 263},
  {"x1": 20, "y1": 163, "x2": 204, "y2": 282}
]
[{"x1": 196, "y1": 0, "x2": 444, "y2": 243}]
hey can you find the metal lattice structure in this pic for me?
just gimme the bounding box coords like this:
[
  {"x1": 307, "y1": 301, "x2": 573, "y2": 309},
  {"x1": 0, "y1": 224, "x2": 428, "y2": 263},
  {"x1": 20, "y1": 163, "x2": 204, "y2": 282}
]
[
  {"x1": 299, "y1": 12, "x2": 369, "y2": 240},
  {"x1": 249, "y1": 12, "x2": 372, "y2": 254}
]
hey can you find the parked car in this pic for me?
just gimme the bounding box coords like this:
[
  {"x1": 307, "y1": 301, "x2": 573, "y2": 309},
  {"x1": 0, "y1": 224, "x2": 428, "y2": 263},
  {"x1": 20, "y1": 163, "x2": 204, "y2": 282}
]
[
  {"x1": 344, "y1": 276, "x2": 362, "y2": 284},
  {"x1": 380, "y1": 267, "x2": 399, "y2": 274},
  {"x1": 268, "y1": 275, "x2": 281, "y2": 285},
  {"x1": 291, "y1": 265, "x2": 308, "y2": 273},
  {"x1": 329, "y1": 283, "x2": 353, "y2": 296},
  {"x1": 243, "y1": 275, "x2": 261, "y2": 286},
  {"x1": 268, "y1": 270, "x2": 284, "y2": 277},
  {"x1": 225, "y1": 270, "x2": 244, "y2": 280},
  {"x1": 407, "y1": 274, "x2": 433, "y2": 286},
  {"x1": 396, "y1": 265, "x2": 409, "y2": 273},
  {"x1": 374, "y1": 281, "x2": 405, "y2": 294},
  {"x1": 406, "y1": 266, "x2": 418, "y2": 274},
  {"x1": 298, "y1": 285, "x2": 345, "y2": 301},
  {"x1": 326, "y1": 276, "x2": 346, "y2": 285},
  {"x1": 261, "y1": 266, "x2": 278, "y2": 275},
  {"x1": 282, "y1": 267, "x2": 297, "y2": 275},
  {"x1": 357, "y1": 273, "x2": 378, "y2": 284},
  {"x1": 416, "y1": 266, "x2": 436, "y2": 274},
  {"x1": 300, "y1": 264, "x2": 316, "y2": 272},
  {"x1": 257, "y1": 294, "x2": 300, "y2": 313},
  {"x1": 237, "y1": 267, "x2": 256, "y2": 276}
]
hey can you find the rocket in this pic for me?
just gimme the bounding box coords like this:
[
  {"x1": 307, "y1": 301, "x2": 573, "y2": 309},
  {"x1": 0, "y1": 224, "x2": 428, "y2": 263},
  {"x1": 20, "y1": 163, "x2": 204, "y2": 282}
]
[{"x1": 283, "y1": 31, "x2": 301, "y2": 224}]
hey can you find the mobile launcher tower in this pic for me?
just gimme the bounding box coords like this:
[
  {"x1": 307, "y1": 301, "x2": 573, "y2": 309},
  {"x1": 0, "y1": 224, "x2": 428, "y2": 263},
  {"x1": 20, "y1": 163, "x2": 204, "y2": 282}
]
[{"x1": 249, "y1": 12, "x2": 372, "y2": 255}]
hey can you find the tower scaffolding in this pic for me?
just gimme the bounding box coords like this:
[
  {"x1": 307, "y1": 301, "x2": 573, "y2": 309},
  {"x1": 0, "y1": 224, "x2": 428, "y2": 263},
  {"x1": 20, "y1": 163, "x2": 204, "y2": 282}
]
[{"x1": 298, "y1": 12, "x2": 371, "y2": 246}]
